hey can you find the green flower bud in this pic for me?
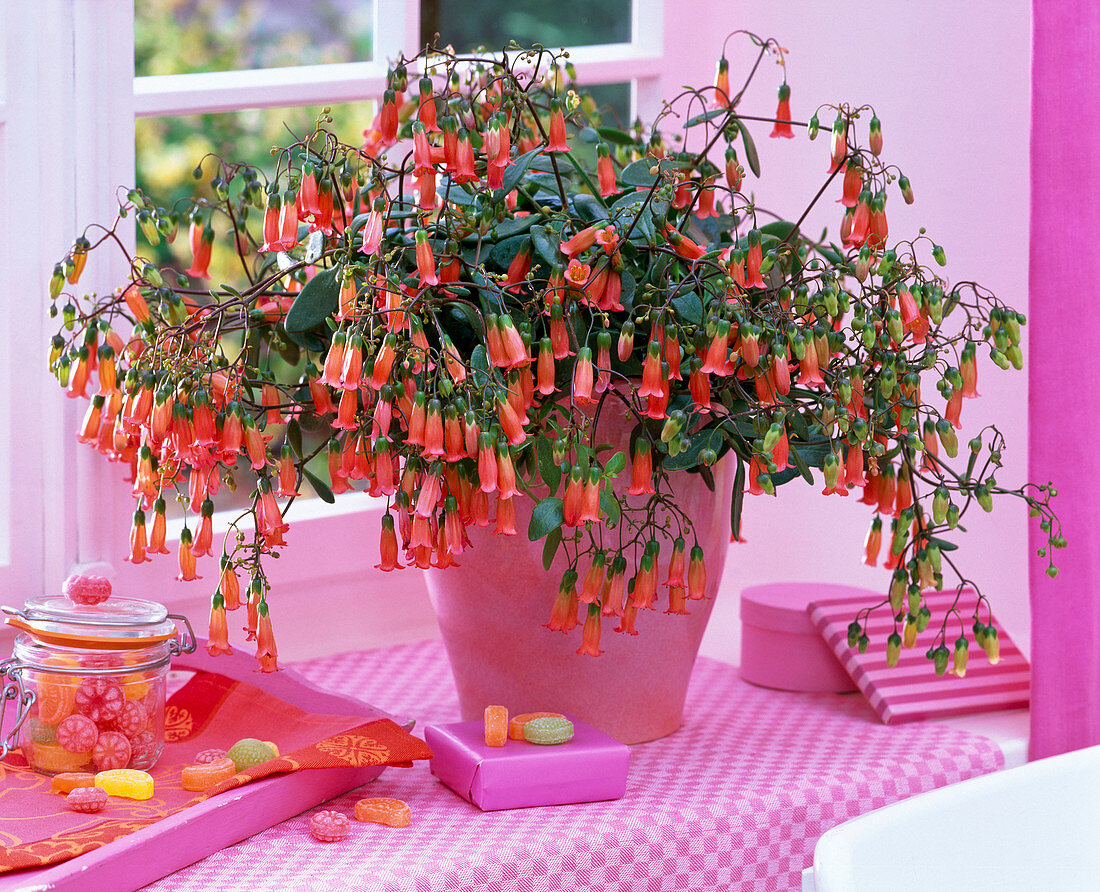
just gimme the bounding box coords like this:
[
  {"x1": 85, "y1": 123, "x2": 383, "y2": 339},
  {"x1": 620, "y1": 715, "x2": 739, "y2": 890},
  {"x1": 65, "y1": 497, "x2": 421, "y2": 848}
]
[
  {"x1": 936, "y1": 420, "x2": 958, "y2": 458},
  {"x1": 975, "y1": 485, "x2": 994, "y2": 512},
  {"x1": 762, "y1": 422, "x2": 783, "y2": 453},
  {"x1": 50, "y1": 264, "x2": 65, "y2": 299},
  {"x1": 953, "y1": 636, "x2": 969, "y2": 676},
  {"x1": 889, "y1": 571, "x2": 907, "y2": 611},
  {"x1": 887, "y1": 632, "x2": 902, "y2": 668}
]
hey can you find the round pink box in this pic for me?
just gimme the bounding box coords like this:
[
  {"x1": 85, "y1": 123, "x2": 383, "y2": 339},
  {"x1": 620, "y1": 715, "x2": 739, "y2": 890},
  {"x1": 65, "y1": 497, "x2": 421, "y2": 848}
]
[{"x1": 740, "y1": 583, "x2": 870, "y2": 693}]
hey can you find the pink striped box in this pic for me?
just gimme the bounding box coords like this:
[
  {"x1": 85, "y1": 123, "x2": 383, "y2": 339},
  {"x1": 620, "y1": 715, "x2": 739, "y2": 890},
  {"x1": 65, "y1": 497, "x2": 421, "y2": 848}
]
[{"x1": 809, "y1": 588, "x2": 1030, "y2": 724}]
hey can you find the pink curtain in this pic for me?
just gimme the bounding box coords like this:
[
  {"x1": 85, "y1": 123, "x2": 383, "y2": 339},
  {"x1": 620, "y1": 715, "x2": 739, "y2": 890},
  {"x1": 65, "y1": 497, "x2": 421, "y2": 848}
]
[{"x1": 1028, "y1": 2, "x2": 1100, "y2": 760}]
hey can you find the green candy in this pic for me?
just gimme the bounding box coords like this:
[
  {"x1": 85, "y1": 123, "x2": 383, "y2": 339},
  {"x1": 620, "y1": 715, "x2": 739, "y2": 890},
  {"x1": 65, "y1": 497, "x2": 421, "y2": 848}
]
[
  {"x1": 30, "y1": 718, "x2": 58, "y2": 745},
  {"x1": 226, "y1": 738, "x2": 277, "y2": 772},
  {"x1": 523, "y1": 716, "x2": 574, "y2": 746}
]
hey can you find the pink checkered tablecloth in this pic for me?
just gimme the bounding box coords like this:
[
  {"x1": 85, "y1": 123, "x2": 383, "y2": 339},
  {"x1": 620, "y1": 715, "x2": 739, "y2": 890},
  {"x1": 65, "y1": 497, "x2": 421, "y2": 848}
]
[{"x1": 144, "y1": 640, "x2": 1004, "y2": 892}]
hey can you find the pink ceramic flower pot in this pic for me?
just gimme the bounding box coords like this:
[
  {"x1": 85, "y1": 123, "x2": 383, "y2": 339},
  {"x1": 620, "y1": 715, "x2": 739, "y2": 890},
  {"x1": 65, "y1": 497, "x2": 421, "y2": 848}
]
[{"x1": 425, "y1": 409, "x2": 733, "y2": 745}]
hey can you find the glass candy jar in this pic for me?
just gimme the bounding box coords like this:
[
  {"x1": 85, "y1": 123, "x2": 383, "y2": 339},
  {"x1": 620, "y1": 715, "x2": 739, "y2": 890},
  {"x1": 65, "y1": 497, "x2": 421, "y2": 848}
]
[{"x1": 1, "y1": 581, "x2": 195, "y2": 775}]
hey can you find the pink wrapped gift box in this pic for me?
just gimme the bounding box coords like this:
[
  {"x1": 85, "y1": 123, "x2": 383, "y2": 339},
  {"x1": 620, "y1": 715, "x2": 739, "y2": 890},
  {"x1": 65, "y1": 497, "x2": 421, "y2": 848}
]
[{"x1": 425, "y1": 717, "x2": 630, "y2": 811}]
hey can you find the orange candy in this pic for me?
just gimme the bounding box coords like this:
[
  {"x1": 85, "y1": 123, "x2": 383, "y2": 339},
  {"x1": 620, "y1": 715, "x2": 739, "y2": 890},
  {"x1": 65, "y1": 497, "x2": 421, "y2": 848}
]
[
  {"x1": 484, "y1": 705, "x2": 508, "y2": 747},
  {"x1": 354, "y1": 797, "x2": 411, "y2": 827},
  {"x1": 37, "y1": 677, "x2": 77, "y2": 725},
  {"x1": 181, "y1": 757, "x2": 236, "y2": 792},
  {"x1": 508, "y1": 712, "x2": 565, "y2": 741},
  {"x1": 122, "y1": 675, "x2": 151, "y2": 700},
  {"x1": 51, "y1": 772, "x2": 97, "y2": 794}
]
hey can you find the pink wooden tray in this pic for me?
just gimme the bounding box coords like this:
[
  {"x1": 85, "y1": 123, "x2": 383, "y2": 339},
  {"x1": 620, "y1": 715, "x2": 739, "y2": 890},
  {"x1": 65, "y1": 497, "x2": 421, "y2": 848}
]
[{"x1": 0, "y1": 643, "x2": 410, "y2": 892}]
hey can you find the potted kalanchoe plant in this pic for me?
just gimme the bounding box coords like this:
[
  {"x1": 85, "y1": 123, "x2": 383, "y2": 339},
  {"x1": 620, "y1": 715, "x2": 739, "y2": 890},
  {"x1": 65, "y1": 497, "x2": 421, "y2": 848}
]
[{"x1": 48, "y1": 35, "x2": 1060, "y2": 742}]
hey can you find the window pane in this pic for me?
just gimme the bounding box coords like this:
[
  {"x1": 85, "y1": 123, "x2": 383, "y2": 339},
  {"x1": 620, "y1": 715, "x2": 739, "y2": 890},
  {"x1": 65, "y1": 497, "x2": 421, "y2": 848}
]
[
  {"x1": 584, "y1": 82, "x2": 632, "y2": 130},
  {"x1": 136, "y1": 103, "x2": 375, "y2": 516},
  {"x1": 421, "y1": 0, "x2": 631, "y2": 52},
  {"x1": 135, "y1": 0, "x2": 374, "y2": 76},
  {"x1": 135, "y1": 101, "x2": 373, "y2": 282}
]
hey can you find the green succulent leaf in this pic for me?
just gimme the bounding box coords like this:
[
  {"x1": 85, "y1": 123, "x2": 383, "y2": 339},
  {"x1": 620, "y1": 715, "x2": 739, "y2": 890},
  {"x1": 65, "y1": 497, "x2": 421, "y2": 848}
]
[
  {"x1": 528, "y1": 496, "x2": 564, "y2": 540},
  {"x1": 285, "y1": 266, "x2": 339, "y2": 349}
]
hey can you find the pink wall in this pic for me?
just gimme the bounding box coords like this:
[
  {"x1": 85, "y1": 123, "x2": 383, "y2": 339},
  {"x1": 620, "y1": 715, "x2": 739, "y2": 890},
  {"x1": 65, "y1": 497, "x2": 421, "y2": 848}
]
[{"x1": 697, "y1": 1, "x2": 1033, "y2": 664}]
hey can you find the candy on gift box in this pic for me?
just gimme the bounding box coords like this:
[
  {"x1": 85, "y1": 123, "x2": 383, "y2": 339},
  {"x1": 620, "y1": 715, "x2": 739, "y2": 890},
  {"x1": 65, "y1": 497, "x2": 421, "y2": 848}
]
[
  {"x1": 226, "y1": 738, "x2": 278, "y2": 772},
  {"x1": 483, "y1": 705, "x2": 508, "y2": 747},
  {"x1": 508, "y1": 712, "x2": 564, "y2": 741},
  {"x1": 427, "y1": 717, "x2": 630, "y2": 811},
  {"x1": 66, "y1": 785, "x2": 109, "y2": 813},
  {"x1": 523, "y1": 716, "x2": 575, "y2": 745},
  {"x1": 354, "y1": 797, "x2": 411, "y2": 827},
  {"x1": 181, "y1": 757, "x2": 236, "y2": 792},
  {"x1": 309, "y1": 810, "x2": 350, "y2": 842},
  {"x1": 95, "y1": 768, "x2": 154, "y2": 800},
  {"x1": 51, "y1": 772, "x2": 97, "y2": 794}
]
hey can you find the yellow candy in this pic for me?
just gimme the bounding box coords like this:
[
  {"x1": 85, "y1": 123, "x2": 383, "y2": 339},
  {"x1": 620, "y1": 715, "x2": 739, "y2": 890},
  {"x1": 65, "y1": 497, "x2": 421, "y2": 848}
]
[
  {"x1": 262, "y1": 741, "x2": 280, "y2": 757},
  {"x1": 95, "y1": 768, "x2": 155, "y2": 800},
  {"x1": 29, "y1": 742, "x2": 91, "y2": 774}
]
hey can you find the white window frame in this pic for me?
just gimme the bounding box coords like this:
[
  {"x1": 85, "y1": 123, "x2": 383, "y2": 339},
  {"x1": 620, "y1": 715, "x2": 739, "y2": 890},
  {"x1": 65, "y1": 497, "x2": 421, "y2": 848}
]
[{"x1": 3, "y1": 0, "x2": 709, "y2": 656}]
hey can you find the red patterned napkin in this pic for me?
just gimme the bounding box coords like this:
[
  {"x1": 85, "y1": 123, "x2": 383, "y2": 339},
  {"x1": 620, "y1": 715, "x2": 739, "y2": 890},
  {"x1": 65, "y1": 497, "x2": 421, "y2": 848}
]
[{"x1": 0, "y1": 670, "x2": 432, "y2": 874}]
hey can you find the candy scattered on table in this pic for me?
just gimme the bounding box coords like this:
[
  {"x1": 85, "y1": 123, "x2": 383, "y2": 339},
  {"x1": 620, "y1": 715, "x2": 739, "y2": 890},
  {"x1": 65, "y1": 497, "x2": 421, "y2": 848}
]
[
  {"x1": 309, "y1": 810, "x2": 350, "y2": 843},
  {"x1": 95, "y1": 768, "x2": 154, "y2": 800},
  {"x1": 354, "y1": 797, "x2": 411, "y2": 827},
  {"x1": 66, "y1": 785, "x2": 109, "y2": 813},
  {"x1": 508, "y1": 712, "x2": 565, "y2": 741},
  {"x1": 57, "y1": 714, "x2": 98, "y2": 754},
  {"x1": 484, "y1": 705, "x2": 508, "y2": 747},
  {"x1": 181, "y1": 757, "x2": 236, "y2": 792},
  {"x1": 75, "y1": 677, "x2": 124, "y2": 725},
  {"x1": 62, "y1": 573, "x2": 112, "y2": 606},
  {"x1": 523, "y1": 716, "x2": 575, "y2": 745},
  {"x1": 92, "y1": 730, "x2": 132, "y2": 771},
  {"x1": 194, "y1": 748, "x2": 228, "y2": 764},
  {"x1": 51, "y1": 772, "x2": 97, "y2": 794},
  {"x1": 226, "y1": 738, "x2": 278, "y2": 772}
]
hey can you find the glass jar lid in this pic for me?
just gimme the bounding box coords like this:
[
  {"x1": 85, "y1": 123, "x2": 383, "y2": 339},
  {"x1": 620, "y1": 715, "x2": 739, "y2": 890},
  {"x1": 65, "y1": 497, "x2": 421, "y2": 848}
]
[{"x1": 3, "y1": 595, "x2": 179, "y2": 650}]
